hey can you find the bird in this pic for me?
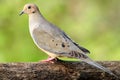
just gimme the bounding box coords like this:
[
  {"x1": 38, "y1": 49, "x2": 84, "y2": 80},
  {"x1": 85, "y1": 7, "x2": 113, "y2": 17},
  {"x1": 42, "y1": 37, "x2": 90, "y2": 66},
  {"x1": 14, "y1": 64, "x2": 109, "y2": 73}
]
[{"x1": 20, "y1": 3, "x2": 118, "y2": 78}]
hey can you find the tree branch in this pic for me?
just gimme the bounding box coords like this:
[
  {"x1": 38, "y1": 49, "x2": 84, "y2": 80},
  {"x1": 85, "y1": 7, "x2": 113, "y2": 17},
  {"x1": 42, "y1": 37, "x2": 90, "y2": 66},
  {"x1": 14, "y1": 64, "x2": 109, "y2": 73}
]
[{"x1": 0, "y1": 60, "x2": 120, "y2": 80}]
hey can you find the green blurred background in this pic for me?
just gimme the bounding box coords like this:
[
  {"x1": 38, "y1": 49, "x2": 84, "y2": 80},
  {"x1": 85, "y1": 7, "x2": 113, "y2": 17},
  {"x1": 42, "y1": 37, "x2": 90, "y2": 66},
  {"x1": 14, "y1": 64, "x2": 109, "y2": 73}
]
[{"x1": 0, "y1": 0, "x2": 120, "y2": 62}]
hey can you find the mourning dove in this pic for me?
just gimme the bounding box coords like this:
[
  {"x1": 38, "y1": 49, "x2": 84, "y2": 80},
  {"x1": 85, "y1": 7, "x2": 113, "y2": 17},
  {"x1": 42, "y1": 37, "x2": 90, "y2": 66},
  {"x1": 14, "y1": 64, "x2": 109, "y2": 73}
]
[{"x1": 20, "y1": 3, "x2": 118, "y2": 78}]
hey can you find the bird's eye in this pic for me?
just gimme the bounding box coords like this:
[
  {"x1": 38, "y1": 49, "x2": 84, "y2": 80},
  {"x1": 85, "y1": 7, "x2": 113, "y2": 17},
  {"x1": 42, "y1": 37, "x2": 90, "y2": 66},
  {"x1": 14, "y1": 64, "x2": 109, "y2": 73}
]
[{"x1": 28, "y1": 6, "x2": 31, "y2": 9}]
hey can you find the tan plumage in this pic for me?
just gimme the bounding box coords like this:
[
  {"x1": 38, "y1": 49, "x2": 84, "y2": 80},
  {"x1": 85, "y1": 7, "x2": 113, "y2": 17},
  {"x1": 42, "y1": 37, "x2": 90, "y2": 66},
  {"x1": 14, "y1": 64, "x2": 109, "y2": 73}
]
[{"x1": 20, "y1": 3, "x2": 118, "y2": 78}]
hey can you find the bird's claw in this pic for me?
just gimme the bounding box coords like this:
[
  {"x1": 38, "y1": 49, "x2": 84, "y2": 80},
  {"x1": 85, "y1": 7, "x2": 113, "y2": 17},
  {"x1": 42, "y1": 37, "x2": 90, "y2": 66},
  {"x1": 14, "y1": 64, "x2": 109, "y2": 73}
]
[{"x1": 41, "y1": 57, "x2": 56, "y2": 63}]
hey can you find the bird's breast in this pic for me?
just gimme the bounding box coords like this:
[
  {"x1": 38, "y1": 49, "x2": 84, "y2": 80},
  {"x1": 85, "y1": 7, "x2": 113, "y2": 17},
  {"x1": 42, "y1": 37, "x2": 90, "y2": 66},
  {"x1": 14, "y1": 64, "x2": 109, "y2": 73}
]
[{"x1": 29, "y1": 23, "x2": 39, "y2": 37}]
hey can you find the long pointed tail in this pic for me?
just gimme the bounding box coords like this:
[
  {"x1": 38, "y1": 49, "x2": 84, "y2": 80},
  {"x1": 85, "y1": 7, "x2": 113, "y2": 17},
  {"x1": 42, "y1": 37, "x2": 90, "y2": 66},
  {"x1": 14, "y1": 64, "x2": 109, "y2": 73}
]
[{"x1": 80, "y1": 57, "x2": 119, "y2": 78}]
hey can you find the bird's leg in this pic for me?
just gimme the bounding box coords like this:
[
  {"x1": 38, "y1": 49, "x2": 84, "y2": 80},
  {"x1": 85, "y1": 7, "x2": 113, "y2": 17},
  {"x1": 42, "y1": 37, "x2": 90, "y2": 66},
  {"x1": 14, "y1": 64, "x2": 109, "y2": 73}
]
[{"x1": 41, "y1": 56, "x2": 57, "y2": 63}]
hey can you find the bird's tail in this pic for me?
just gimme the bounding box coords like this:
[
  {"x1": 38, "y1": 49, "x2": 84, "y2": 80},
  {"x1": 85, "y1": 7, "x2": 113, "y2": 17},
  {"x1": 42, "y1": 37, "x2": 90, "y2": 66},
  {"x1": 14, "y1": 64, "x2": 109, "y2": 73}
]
[{"x1": 80, "y1": 57, "x2": 119, "y2": 79}]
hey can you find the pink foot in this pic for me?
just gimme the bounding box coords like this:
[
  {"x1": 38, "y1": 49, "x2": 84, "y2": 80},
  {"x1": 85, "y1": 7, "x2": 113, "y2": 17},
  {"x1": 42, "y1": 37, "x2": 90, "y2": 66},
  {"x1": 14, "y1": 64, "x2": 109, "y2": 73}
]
[{"x1": 41, "y1": 57, "x2": 56, "y2": 63}]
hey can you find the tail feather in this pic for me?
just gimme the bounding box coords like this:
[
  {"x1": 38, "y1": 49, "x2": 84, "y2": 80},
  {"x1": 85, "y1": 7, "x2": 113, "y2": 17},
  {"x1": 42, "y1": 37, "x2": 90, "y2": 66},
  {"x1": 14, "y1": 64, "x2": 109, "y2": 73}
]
[
  {"x1": 81, "y1": 57, "x2": 119, "y2": 78},
  {"x1": 65, "y1": 50, "x2": 119, "y2": 79}
]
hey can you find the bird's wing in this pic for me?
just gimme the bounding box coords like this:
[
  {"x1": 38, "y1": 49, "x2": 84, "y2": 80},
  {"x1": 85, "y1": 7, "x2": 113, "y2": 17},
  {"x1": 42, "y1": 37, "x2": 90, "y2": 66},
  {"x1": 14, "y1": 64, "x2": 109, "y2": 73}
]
[
  {"x1": 62, "y1": 32, "x2": 90, "y2": 54},
  {"x1": 32, "y1": 26, "x2": 88, "y2": 58}
]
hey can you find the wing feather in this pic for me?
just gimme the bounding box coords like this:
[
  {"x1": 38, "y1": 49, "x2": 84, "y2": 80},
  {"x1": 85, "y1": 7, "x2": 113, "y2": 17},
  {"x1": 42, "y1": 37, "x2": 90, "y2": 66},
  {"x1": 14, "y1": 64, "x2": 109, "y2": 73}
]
[{"x1": 32, "y1": 26, "x2": 89, "y2": 58}]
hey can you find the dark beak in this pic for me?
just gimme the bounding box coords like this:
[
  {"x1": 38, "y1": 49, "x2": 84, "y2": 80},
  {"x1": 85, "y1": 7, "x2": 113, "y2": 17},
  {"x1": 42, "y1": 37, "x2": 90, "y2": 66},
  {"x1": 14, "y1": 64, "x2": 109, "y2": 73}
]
[{"x1": 19, "y1": 11, "x2": 24, "y2": 16}]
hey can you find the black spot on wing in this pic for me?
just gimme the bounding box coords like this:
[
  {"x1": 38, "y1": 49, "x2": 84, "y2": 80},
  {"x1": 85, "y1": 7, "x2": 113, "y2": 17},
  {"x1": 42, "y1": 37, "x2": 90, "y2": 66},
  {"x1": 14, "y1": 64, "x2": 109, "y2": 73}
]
[
  {"x1": 52, "y1": 40, "x2": 54, "y2": 42},
  {"x1": 69, "y1": 51, "x2": 88, "y2": 59},
  {"x1": 56, "y1": 44, "x2": 58, "y2": 46},
  {"x1": 67, "y1": 45, "x2": 70, "y2": 47},
  {"x1": 62, "y1": 43, "x2": 65, "y2": 48}
]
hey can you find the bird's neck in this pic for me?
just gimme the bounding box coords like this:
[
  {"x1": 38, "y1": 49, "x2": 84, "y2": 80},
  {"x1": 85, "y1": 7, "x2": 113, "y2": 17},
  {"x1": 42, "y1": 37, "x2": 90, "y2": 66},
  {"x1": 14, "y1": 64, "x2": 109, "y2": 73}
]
[
  {"x1": 29, "y1": 12, "x2": 45, "y2": 28},
  {"x1": 28, "y1": 12, "x2": 46, "y2": 37}
]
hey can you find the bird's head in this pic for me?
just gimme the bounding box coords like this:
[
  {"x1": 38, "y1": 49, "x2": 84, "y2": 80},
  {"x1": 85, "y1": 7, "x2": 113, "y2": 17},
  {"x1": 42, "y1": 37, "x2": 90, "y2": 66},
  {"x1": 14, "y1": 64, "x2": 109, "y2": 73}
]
[{"x1": 20, "y1": 3, "x2": 39, "y2": 16}]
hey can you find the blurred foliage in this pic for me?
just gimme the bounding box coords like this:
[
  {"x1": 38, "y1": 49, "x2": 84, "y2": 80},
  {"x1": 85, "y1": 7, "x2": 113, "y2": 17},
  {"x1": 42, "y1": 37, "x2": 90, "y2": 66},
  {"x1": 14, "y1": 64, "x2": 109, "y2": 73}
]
[{"x1": 0, "y1": 0, "x2": 120, "y2": 62}]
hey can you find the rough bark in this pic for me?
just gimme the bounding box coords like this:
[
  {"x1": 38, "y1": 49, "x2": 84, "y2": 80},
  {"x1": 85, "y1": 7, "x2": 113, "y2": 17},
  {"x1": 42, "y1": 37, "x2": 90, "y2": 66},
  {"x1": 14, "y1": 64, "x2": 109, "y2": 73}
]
[{"x1": 0, "y1": 60, "x2": 120, "y2": 80}]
